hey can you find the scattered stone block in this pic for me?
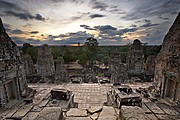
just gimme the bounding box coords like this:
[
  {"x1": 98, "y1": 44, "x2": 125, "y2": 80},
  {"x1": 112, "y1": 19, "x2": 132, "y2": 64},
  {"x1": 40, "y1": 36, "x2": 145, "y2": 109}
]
[
  {"x1": 156, "y1": 103, "x2": 179, "y2": 115},
  {"x1": 87, "y1": 106, "x2": 103, "y2": 115},
  {"x1": 120, "y1": 106, "x2": 150, "y2": 120},
  {"x1": 67, "y1": 108, "x2": 87, "y2": 117},
  {"x1": 146, "y1": 114, "x2": 158, "y2": 120},
  {"x1": 98, "y1": 106, "x2": 117, "y2": 120},
  {"x1": 65, "y1": 117, "x2": 91, "y2": 120},
  {"x1": 51, "y1": 89, "x2": 71, "y2": 100},
  {"x1": 35, "y1": 107, "x2": 63, "y2": 120},
  {"x1": 89, "y1": 113, "x2": 99, "y2": 120},
  {"x1": 145, "y1": 102, "x2": 165, "y2": 114}
]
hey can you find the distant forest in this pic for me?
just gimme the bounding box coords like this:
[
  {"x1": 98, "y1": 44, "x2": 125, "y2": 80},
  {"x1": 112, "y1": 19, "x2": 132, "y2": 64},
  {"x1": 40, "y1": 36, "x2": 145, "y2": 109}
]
[{"x1": 21, "y1": 43, "x2": 161, "y2": 66}]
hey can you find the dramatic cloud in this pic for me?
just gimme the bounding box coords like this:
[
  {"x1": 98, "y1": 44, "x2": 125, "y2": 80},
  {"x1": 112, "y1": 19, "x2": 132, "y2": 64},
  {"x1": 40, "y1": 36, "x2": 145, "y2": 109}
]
[
  {"x1": 0, "y1": 0, "x2": 23, "y2": 12},
  {"x1": 5, "y1": 11, "x2": 45, "y2": 21},
  {"x1": 3, "y1": 23, "x2": 12, "y2": 32},
  {"x1": 3, "y1": 24, "x2": 25, "y2": 34},
  {"x1": 11, "y1": 29, "x2": 24, "y2": 34},
  {"x1": 11, "y1": 36, "x2": 41, "y2": 45},
  {"x1": 89, "y1": 14, "x2": 105, "y2": 19},
  {"x1": 130, "y1": 24, "x2": 137, "y2": 28},
  {"x1": 122, "y1": 0, "x2": 180, "y2": 20},
  {"x1": 1, "y1": 0, "x2": 179, "y2": 45},
  {"x1": 41, "y1": 31, "x2": 94, "y2": 45},
  {"x1": 89, "y1": 0, "x2": 108, "y2": 11},
  {"x1": 109, "y1": 7, "x2": 126, "y2": 14},
  {"x1": 80, "y1": 25, "x2": 95, "y2": 30},
  {"x1": 80, "y1": 24, "x2": 139, "y2": 45},
  {"x1": 30, "y1": 31, "x2": 39, "y2": 34},
  {"x1": 140, "y1": 19, "x2": 160, "y2": 28},
  {"x1": 94, "y1": 25, "x2": 117, "y2": 31},
  {"x1": 158, "y1": 15, "x2": 169, "y2": 20},
  {"x1": 51, "y1": 0, "x2": 84, "y2": 5}
]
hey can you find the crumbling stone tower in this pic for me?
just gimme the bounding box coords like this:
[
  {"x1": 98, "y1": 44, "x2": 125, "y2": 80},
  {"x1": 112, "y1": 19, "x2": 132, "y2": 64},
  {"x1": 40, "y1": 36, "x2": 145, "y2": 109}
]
[
  {"x1": 36, "y1": 44, "x2": 55, "y2": 77},
  {"x1": 109, "y1": 48, "x2": 127, "y2": 85},
  {"x1": 145, "y1": 55, "x2": 156, "y2": 81},
  {"x1": 127, "y1": 39, "x2": 145, "y2": 79},
  {"x1": 154, "y1": 13, "x2": 180, "y2": 102},
  {"x1": 55, "y1": 58, "x2": 69, "y2": 83},
  {"x1": 0, "y1": 18, "x2": 27, "y2": 107},
  {"x1": 22, "y1": 54, "x2": 36, "y2": 76}
]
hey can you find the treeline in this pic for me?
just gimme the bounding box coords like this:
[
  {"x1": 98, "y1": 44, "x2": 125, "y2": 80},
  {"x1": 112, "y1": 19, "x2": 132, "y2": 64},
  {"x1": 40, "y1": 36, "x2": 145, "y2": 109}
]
[{"x1": 21, "y1": 43, "x2": 161, "y2": 66}]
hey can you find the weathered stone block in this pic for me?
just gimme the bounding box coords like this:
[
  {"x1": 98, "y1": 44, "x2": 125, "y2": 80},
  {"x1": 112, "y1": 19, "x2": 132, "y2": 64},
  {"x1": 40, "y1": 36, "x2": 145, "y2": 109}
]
[{"x1": 120, "y1": 106, "x2": 150, "y2": 120}]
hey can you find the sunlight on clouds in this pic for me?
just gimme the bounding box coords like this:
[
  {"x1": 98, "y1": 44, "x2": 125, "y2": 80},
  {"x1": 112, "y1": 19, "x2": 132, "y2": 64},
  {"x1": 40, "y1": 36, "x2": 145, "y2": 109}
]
[{"x1": 121, "y1": 31, "x2": 146, "y2": 41}]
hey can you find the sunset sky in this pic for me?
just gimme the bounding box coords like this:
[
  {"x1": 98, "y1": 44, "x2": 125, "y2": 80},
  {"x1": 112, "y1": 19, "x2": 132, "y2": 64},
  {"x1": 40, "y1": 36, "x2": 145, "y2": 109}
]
[{"x1": 0, "y1": 0, "x2": 180, "y2": 46}]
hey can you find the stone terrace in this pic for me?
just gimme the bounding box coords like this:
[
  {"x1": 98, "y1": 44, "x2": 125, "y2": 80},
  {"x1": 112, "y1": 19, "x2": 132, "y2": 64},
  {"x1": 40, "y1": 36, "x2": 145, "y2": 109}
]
[{"x1": 29, "y1": 83, "x2": 112, "y2": 109}]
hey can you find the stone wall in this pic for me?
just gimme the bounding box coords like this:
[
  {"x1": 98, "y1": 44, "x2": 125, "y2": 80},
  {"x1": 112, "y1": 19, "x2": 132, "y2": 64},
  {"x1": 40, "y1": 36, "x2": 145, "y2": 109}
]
[
  {"x1": 154, "y1": 12, "x2": 180, "y2": 102},
  {"x1": 0, "y1": 18, "x2": 27, "y2": 107}
]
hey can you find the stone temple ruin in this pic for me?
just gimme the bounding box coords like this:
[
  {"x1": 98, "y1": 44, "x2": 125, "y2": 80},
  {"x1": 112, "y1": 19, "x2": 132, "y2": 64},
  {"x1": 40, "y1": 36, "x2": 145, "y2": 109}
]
[
  {"x1": 154, "y1": 12, "x2": 180, "y2": 102},
  {"x1": 127, "y1": 39, "x2": 145, "y2": 79},
  {"x1": 36, "y1": 44, "x2": 55, "y2": 82},
  {"x1": 55, "y1": 58, "x2": 69, "y2": 83},
  {"x1": 0, "y1": 18, "x2": 27, "y2": 107},
  {"x1": 23, "y1": 44, "x2": 70, "y2": 83},
  {"x1": 37, "y1": 44, "x2": 55, "y2": 77},
  {"x1": 22, "y1": 54, "x2": 37, "y2": 76},
  {"x1": 109, "y1": 48, "x2": 127, "y2": 85}
]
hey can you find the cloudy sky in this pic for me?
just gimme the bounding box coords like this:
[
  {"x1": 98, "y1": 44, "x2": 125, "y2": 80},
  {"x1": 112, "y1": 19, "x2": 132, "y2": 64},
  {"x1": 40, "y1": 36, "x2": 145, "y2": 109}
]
[{"x1": 0, "y1": 0, "x2": 180, "y2": 46}]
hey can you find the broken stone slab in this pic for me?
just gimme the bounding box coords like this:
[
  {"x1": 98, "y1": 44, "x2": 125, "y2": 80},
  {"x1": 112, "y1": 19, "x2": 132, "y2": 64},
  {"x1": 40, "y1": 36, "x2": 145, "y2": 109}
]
[
  {"x1": 156, "y1": 103, "x2": 179, "y2": 115},
  {"x1": 144, "y1": 102, "x2": 165, "y2": 114},
  {"x1": 31, "y1": 106, "x2": 44, "y2": 112},
  {"x1": 146, "y1": 114, "x2": 158, "y2": 120},
  {"x1": 11, "y1": 103, "x2": 33, "y2": 119},
  {"x1": 142, "y1": 103, "x2": 152, "y2": 114},
  {"x1": 22, "y1": 111, "x2": 39, "y2": 120},
  {"x1": 89, "y1": 113, "x2": 99, "y2": 120},
  {"x1": 65, "y1": 117, "x2": 91, "y2": 120},
  {"x1": 67, "y1": 108, "x2": 87, "y2": 117},
  {"x1": 86, "y1": 106, "x2": 103, "y2": 115},
  {"x1": 5, "y1": 102, "x2": 26, "y2": 119},
  {"x1": 120, "y1": 106, "x2": 150, "y2": 120},
  {"x1": 173, "y1": 105, "x2": 180, "y2": 113},
  {"x1": 35, "y1": 107, "x2": 63, "y2": 120},
  {"x1": 156, "y1": 114, "x2": 180, "y2": 120},
  {"x1": 98, "y1": 106, "x2": 117, "y2": 120}
]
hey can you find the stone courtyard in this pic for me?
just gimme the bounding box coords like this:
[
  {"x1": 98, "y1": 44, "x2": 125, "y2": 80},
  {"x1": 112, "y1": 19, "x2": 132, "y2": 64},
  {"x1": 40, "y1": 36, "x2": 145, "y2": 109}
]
[
  {"x1": 29, "y1": 83, "x2": 112, "y2": 109},
  {"x1": 1, "y1": 83, "x2": 180, "y2": 120}
]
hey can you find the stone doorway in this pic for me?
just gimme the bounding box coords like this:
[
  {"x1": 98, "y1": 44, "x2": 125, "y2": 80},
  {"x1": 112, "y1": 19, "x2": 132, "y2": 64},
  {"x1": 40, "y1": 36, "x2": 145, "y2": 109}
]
[
  {"x1": 5, "y1": 80, "x2": 17, "y2": 102},
  {"x1": 165, "y1": 79, "x2": 178, "y2": 101}
]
